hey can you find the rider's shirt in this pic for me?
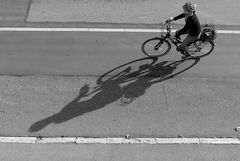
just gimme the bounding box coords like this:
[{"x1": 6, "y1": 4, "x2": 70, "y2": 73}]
[{"x1": 174, "y1": 13, "x2": 201, "y2": 36}]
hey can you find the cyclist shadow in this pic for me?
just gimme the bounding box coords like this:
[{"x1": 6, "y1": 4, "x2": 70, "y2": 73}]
[{"x1": 29, "y1": 57, "x2": 200, "y2": 132}]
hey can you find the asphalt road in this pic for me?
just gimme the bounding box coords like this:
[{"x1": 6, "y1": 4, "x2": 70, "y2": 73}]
[
  {"x1": 0, "y1": 31, "x2": 239, "y2": 138},
  {"x1": 0, "y1": 31, "x2": 239, "y2": 77}
]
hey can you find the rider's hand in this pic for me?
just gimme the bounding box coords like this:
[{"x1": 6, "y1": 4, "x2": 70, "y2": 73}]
[{"x1": 166, "y1": 17, "x2": 174, "y2": 23}]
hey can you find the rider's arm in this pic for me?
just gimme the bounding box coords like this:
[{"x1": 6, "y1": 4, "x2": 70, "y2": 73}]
[
  {"x1": 173, "y1": 13, "x2": 185, "y2": 21},
  {"x1": 175, "y1": 24, "x2": 188, "y2": 37},
  {"x1": 167, "y1": 13, "x2": 185, "y2": 23},
  {"x1": 171, "y1": 13, "x2": 187, "y2": 37}
]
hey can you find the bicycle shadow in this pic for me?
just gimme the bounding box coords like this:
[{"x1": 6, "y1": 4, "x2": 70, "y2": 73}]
[{"x1": 29, "y1": 57, "x2": 200, "y2": 132}]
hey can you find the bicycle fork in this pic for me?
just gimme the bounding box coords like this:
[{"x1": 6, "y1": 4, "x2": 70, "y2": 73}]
[{"x1": 155, "y1": 39, "x2": 164, "y2": 50}]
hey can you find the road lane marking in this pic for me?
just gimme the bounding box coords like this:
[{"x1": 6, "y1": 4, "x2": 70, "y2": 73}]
[
  {"x1": 1, "y1": 136, "x2": 240, "y2": 144},
  {"x1": 0, "y1": 27, "x2": 239, "y2": 34}
]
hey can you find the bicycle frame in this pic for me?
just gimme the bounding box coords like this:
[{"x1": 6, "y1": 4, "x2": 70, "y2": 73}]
[{"x1": 160, "y1": 22, "x2": 181, "y2": 49}]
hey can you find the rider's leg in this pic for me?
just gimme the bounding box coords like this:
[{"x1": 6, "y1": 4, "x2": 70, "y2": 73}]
[
  {"x1": 181, "y1": 34, "x2": 199, "y2": 56},
  {"x1": 175, "y1": 29, "x2": 189, "y2": 39},
  {"x1": 175, "y1": 29, "x2": 189, "y2": 51}
]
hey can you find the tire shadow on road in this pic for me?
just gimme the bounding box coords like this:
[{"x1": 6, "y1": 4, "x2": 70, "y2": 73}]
[{"x1": 29, "y1": 57, "x2": 200, "y2": 133}]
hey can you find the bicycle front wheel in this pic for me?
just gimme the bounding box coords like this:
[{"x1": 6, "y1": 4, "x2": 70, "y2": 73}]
[
  {"x1": 142, "y1": 38, "x2": 171, "y2": 57},
  {"x1": 188, "y1": 39, "x2": 214, "y2": 57}
]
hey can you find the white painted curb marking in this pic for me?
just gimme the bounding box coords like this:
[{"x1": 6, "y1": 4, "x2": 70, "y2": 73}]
[
  {"x1": 0, "y1": 27, "x2": 239, "y2": 34},
  {"x1": 0, "y1": 137, "x2": 36, "y2": 143},
  {"x1": 198, "y1": 138, "x2": 240, "y2": 144},
  {"x1": 156, "y1": 138, "x2": 200, "y2": 144},
  {"x1": 76, "y1": 137, "x2": 107, "y2": 144},
  {"x1": 36, "y1": 137, "x2": 76, "y2": 144},
  {"x1": 1, "y1": 137, "x2": 240, "y2": 144}
]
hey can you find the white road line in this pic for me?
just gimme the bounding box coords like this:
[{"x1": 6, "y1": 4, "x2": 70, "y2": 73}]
[
  {"x1": 0, "y1": 28, "x2": 166, "y2": 32},
  {"x1": 0, "y1": 27, "x2": 239, "y2": 34},
  {"x1": 1, "y1": 136, "x2": 240, "y2": 144}
]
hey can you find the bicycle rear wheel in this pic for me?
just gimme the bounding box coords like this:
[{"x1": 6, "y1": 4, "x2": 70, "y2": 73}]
[
  {"x1": 188, "y1": 39, "x2": 214, "y2": 57},
  {"x1": 142, "y1": 37, "x2": 171, "y2": 57}
]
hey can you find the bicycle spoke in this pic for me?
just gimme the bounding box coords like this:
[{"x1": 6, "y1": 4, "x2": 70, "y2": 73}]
[
  {"x1": 142, "y1": 38, "x2": 171, "y2": 57},
  {"x1": 187, "y1": 40, "x2": 214, "y2": 57}
]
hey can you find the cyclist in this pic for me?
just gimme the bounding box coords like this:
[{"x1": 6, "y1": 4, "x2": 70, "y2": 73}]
[{"x1": 167, "y1": 2, "x2": 201, "y2": 58}]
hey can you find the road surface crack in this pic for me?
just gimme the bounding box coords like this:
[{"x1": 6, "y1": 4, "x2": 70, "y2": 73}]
[{"x1": 162, "y1": 85, "x2": 169, "y2": 111}]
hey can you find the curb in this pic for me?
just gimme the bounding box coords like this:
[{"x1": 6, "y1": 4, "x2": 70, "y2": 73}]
[{"x1": 1, "y1": 136, "x2": 240, "y2": 144}]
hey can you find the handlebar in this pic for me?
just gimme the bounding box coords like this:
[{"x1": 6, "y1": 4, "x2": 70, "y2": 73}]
[{"x1": 164, "y1": 20, "x2": 173, "y2": 33}]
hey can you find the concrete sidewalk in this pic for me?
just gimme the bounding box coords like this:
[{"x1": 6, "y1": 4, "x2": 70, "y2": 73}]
[
  {"x1": 27, "y1": 0, "x2": 240, "y2": 26},
  {"x1": 1, "y1": 0, "x2": 240, "y2": 30},
  {"x1": 0, "y1": 0, "x2": 30, "y2": 23}
]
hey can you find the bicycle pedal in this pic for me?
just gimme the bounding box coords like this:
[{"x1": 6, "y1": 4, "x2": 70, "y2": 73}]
[
  {"x1": 182, "y1": 53, "x2": 196, "y2": 59},
  {"x1": 176, "y1": 38, "x2": 181, "y2": 42},
  {"x1": 176, "y1": 47, "x2": 182, "y2": 52}
]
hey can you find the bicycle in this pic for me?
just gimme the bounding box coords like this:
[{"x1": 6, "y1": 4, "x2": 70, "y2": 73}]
[{"x1": 142, "y1": 21, "x2": 216, "y2": 58}]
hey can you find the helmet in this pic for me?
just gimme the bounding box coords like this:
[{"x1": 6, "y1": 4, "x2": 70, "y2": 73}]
[{"x1": 183, "y1": 2, "x2": 196, "y2": 12}]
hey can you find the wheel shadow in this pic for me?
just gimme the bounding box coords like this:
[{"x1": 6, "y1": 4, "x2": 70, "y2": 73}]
[{"x1": 29, "y1": 56, "x2": 200, "y2": 132}]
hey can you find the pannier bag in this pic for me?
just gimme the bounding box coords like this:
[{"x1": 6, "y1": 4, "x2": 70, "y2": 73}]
[{"x1": 200, "y1": 24, "x2": 217, "y2": 41}]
